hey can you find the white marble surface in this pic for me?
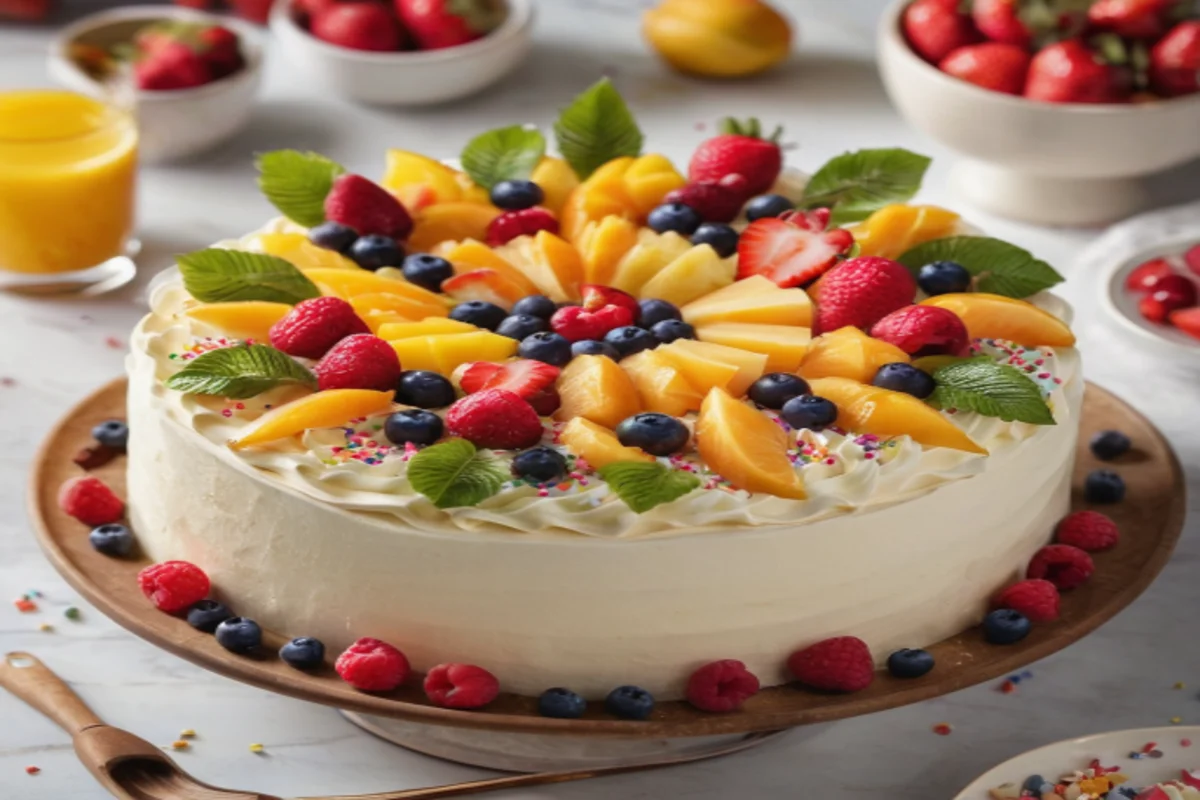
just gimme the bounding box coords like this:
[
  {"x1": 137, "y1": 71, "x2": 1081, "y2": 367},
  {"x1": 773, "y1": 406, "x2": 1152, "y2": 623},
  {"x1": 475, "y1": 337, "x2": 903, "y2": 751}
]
[{"x1": 1, "y1": 1, "x2": 1198, "y2": 797}]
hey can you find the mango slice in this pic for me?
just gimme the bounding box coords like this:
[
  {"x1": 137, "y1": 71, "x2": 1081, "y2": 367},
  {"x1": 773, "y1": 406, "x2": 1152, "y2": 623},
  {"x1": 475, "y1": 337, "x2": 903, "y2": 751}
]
[
  {"x1": 554, "y1": 354, "x2": 642, "y2": 430},
  {"x1": 696, "y1": 323, "x2": 811, "y2": 372},
  {"x1": 254, "y1": 233, "x2": 359, "y2": 271},
  {"x1": 695, "y1": 388, "x2": 806, "y2": 499},
  {"x1": 576, "y1": 216, "x2": 640, "y2": 287},
  {"x1": 920, "y1": 293, "x2": 1076, "y2": 348},
  {"x1": 530, "y1": 157, "x2": 580, "y2": 215},
  {"x1": 799, "y1": 327, "x2": 911, "y2": 384},
  {"x1": 621, "y1": 349, "x2": 705, "y2": 417},
  {"x1": 560, "y1": 417, "x2": 654, "y2": 470},
  {"x1": 389, "y1": 332, "x2": 517, "y2": 375},
  {"x1": 408, "y1": 203, "x2": 501, "y2": 253},
  {"x1": 638, "y1": 245, "x2": 736, "y2": 306},
  {"x1": 377, "y1": 319, "x2": 477, "y2": 340},
  {"x1": 848, "y1": 204, "x2": 961, "y2": 261},
  {"x1": 231, "y1": 390, "x2": 394, "y2": 450},
  {"x1": 185, "y1": 301, "x2": 293, "y2": 342},
  {"x1": 681, "y1": 275, "x2": 813, "y2": 327},
  {"x1": 659, "y1": 339, "x2": 767, "y2": 397}
]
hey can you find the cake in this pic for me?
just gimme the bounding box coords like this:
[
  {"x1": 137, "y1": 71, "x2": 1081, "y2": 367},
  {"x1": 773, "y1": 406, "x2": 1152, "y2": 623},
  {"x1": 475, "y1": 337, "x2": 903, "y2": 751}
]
[{"x1": 125, "y1": 80, "x2": 1082, "y2": 705}]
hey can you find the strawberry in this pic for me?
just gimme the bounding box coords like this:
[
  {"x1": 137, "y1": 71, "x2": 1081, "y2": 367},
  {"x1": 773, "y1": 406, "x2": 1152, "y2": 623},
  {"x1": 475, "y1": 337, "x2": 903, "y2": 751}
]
[
  {"x1": 688, "y1": 118, "x2": 783, "y2": 197},
  {"x1": 1055, "y1": 510, "x2": 1120, "y2": 552},
  {"x1": 550, "y1": 304, "x2": 634, "y2": 342},
  {"x1": 736, "y1": 210, "x2": 855, "y2": 289},
  {"x1": 1149, "y1": 21, "x2": 1200, "y2": 97},
  {"x1": 939, "y1": 43, "x2": 1031, "y2": 95},
  {"x1": 324, "y1": 174, "x2": 413, "y2": 240},
  {"x1": 486, "y1": 208, "x2": 559, "y2": 247},
  {"x1": 445, "y1": 389, "x2": 544, "y2": 449},
  {"x1": 786, "y1": 636, "x2": 874, "y2": 693},
  {"x1": 293, "y1": 0, "x2": 340, "y2": 22},
  {"x1": 228, "y1": 0, "x2": 275, "y2": 24},
  {"x1": 580, "y1": 284, "x2": 640, "y2": 317},
  {"x1": 458, "y1": 359, "x2": 560, "y2": 399},
  {"x1": 1025, "y1": 40, "x2": 1130, "y2": 103},
  {"x1": 812, "y1": 257, "x2": 917, "y2": 335},
  {"x1": 269, "y1": 296, "x2": 371, "y2": 359},
  {"x1": 313, "y1": 334, "x2": 402, "y2": 391},
  {"x1": 1186, "y1": 244, "x2": 1200, "y2": 277},
  {"x1": 993, "y1": 579, "x2": 1060, "y2": 622},
  {"x1": 1125, "y1": 257, "x2": 1175, "y2": 292},
  {"x1": 971, "y1": 0, "x2": 1030, "y2": 46},
  {"x1": 663, "y1": 180, "x2": 746, "y2": 224},
  {"x1": 1087, "y1": 0, "x2": 1172, "y2": 39},
  {"x1": 311, "y1": 3, "x2": 404, "y2": 52},
  {"x1": 174, "y1": 0, "x2": 214, "y2": 8},
  {"x1": 0, "y1": 0, "x2": 50, "y2": 20},
  {"x1": 1026, "y1": 544, "x2": 1094, "y2": 591},
  {"x1": 134, "y1": 41, "x2": 212, "y2": 91},
  {"x1": 870, "y1": 305, "x2": 970, "y2": 357},
  {"x1": 1139, "y1": 274, "x2": 1198, "y2": 323},
  {"x1": 902, "y1": 0, "x2": 981, "y2": 63},
  {"x1": 394, "y1": 0, "x2": 506, "y2": 50},
  {"x1": 525, "y1": 386, "x2": 561, "y2": 416},
  {"x1": 198, "y1": 26, "x2": 244, "y2": 79},
  {"x1": 1171, "y1": 306, "x2": 1200, "y2": 340}
]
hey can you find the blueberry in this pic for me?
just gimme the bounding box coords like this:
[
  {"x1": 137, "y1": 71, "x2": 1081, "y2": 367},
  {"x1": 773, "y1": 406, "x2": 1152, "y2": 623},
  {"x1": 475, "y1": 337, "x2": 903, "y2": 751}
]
[
  {"x1": 495, "y1": 313, "x2": 547, "y2": 341},
  {"x1": 512, "y1": 294, "x2": 557, "y2": 320},
  {"x1": 1022, "y1": 775, "x2": 1047, "y2": 794},
  {"x1": 637, "y1": 298, "x2": 681, "y2": 328},
  {"x1": 215, "y1": 617, "x2": 263, "y2": 654},
  {"x1": 647, "y1": 202, "x2": 702, "y2": 235},
  {"x1": 518, "y1": 331, "x2": 573, "y2": 367},
  {"x1": 744, "y1": 194, "x2": 796, "y2": 222},
  {"x1": 650, "y1": 319, "x2": 695, "y2": 344},
  {"x1": 605, "y1": 685, "x2": 655, "y2": 720},
  {"x1": 872, "y1": 363, "x2": 935, "y2": 399},
  {"x1": 450, "y1": 300, "x2": 508, "y2": 331},
  {"x1": 1085, "y1": 469, "x2": 1126, "y2": 504},
  {"x1": 490, "y1": 179, "x2": 544, "y2": 211},
  {"x1": 917, "y1": 260, "x2": 972, "y2": 296},
  {"x1": 780, "y1": 394, "x2": 838, "y2": 431},
  {"x1": 349, "y1": 234, "x2": 404, "y2": 271},
  {"x1": 512, "y1": 446, "x2": 568, "y2": 483},
  {"x1": 538, "y1": 687, "x2": 587, "y2": 719},
  {"x1": 615, "y1": 412, "x2": 690, "y2": 456},
  {"x1": 92, "y1": 419, "x2": 129, "y2": 451},
  {"x1": 1090, "y1": 430, "x2": 1131, "y2": 461},
  {"x1": 983, "y1": 608, "x2": 1031, "y2": 645},
  {"x1": 748, "y1": 373, "x2": 810, "y2": 409},
  {"x1": 886, "y1": 648, "x2": 935, "y2": 679},
  {"x1": 187, "y1": 600, "x2": 233, "y2": 633},
  {"x1": 89, "y1": 523, "x2": 134, "y2": 556},
  {"x1": 395, "y1": 370, "x2": 456, "y2": 409},
  {"x1": 401, "y1": 253, "x2": 453, "y2": 292},
  {"x1": 690, "y1": 223, "x2": 740, "y2": 258},
  {"x1": 571, "y1": 339, "x2": 620, "y2": 359},
  {"x1": 384, "y1": 409, "x2": 444, "y2": 446},
  {"x1": 279, "y1": 637, "x2": 326, "y2": 670},
  {"x1": 309, "y1": 221, "x2": 358, "y2": 253},
  {"x1": 603, "y1": 326, "x2": 657, "y2": 359}
]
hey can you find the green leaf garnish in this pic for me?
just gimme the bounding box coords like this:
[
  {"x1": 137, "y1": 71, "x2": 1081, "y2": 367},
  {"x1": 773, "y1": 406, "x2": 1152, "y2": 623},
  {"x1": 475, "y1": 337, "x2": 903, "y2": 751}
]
[
  {"x1": 597, "y1": 461, "x2": 701, "y2": 513},
  {"x1": 256, "y1": 150, "x2": 345, "y2": 228},
  {"x1": 178, "y1": 249, "x2": 321, "y2": 305},
  {"x1": 896, "y1": 236, "x2": 1064, "y2": 298},
  {"x1": 928, "y1": 359, "x2": 1055, "y2": 425},
  {"x1": 407, "y1": 438, "x2": 510, "y2": 509},
  {"x1": 554, "y1": 78, "x2": 644, "y2": 181},
  {"x1": 800, "y1": 148, "x2": 932, "y2": 226},
  {"x1": 460, "y1": 125, "x2": 546, "y2": 190},
  {"x1": 165, "y1": 343, "x2": 316, "y2": 399}
]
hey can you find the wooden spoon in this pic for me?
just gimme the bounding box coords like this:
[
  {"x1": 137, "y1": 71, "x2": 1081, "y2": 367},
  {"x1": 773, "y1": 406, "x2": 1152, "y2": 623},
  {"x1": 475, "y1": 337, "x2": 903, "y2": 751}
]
[{"x1": 1, "y1": 652, "x2": 781, "y2": 799}]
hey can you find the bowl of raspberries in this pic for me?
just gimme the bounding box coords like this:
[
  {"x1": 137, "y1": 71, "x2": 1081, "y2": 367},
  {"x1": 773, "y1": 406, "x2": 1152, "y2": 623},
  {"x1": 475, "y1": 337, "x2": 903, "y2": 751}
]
[
  {"x1": 270, "y1": 0, "x2": 534, "y2": 106},
  {"x1": 879, "y1": 0, "x2": 1200, "y2": 227}
]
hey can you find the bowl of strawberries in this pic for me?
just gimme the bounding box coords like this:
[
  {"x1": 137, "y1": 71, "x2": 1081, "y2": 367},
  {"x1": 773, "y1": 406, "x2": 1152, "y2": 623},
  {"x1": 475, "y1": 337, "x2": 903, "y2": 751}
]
[
  {"x1": 270, "y1": 0, "x2": 533, "y2": 106},
  {"x1": 879, "y1": 0, "x2": 1200, "y2": 227}
]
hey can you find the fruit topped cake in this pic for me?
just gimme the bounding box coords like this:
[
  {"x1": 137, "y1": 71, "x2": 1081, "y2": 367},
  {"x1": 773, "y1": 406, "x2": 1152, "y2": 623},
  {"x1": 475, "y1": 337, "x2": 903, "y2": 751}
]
[{"x1": 127, "y1": 80, "x2": 1082, "y2": 704}]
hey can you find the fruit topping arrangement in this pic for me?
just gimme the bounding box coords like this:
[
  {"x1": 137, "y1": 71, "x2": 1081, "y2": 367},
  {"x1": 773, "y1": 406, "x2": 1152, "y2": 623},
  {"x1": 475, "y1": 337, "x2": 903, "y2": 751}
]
[
  {"x1": 296, "y1": 0, "x2": 507, "y2": 53},
  {"x1": 70, "y1": 21, "x2": 247, "y2": 92},
  {"x1": 1125, "y1": 244, "x2": 1200, "y2": 339},
  {"x1": 903, "y1": 0, "x2": 1200, "y2": 101}
]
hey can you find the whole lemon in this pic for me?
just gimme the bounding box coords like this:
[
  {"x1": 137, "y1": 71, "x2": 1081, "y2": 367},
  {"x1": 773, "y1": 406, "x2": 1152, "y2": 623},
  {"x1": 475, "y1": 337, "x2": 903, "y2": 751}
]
[{"x1": 643, "y1": 0, "x2": 793, "y2": 79}]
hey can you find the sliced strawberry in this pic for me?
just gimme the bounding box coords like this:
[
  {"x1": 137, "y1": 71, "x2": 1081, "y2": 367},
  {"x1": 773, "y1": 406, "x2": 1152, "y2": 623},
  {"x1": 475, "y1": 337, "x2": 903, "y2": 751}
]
[
  {"x1": 1185, "y1": 244, "x2": 1200, "y2": 278},
  {"x1": 1125, "y1": 257, "x2": 1175, "y2": 292},
  {"x1": 736, "y1": 214, "x2": 855, "y2": 288},
  {"x1": 1168, "y1": 307, "x2": 1200, "y2": 340},
  {"x1": 456, "y1": 362, "x2": 505, "y2": 393},
  {"x1": 459, "y1": 360, "x2": 560, "y2": 400},
  {"x1": 580, "y1": 284, "x2": 639, "y2": 316}
]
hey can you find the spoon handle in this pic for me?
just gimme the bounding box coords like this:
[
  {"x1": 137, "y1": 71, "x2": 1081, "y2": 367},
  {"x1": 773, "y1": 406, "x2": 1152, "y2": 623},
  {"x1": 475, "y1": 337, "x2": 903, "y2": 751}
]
[{"x1": 0, "y1": 652, "x2": 105, "y2": 734}]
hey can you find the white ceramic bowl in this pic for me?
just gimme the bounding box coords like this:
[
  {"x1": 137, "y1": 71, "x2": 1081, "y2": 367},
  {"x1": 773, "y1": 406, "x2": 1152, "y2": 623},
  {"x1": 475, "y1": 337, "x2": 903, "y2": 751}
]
[
  {"x1": 878, "y1": 0, "x2": 1200, "y2": 227},
  {"x1": 269, "y1": 0, "x2": 534, "y2": 107},
  {"x1": 48, "y1": 6, "x2": 264, "y2": 165}
]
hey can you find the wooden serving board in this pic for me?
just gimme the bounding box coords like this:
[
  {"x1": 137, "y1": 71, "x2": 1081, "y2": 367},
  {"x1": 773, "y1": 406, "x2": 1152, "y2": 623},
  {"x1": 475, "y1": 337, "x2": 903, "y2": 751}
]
[{"x1": 26, "y1": 379, "x2": 1186, "y2": 739}]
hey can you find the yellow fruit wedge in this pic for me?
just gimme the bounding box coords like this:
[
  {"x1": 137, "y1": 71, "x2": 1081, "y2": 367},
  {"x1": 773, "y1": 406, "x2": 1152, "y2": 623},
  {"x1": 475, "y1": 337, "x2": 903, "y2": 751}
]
[
  {"x1": 559, "y1": 417, "x2": 654, "y2": 470},
  {"x1": 681, "y1": 275, "x2": 813, "y2": 327},
  {"x1": 349, "y1": 292, "x2": 449, "y2": 321},
  {"x1": 799, "y1": 327, "x2": 910, "y2": 384},
  {"x1": 576, "y1": 216, "x2": 640, "y2": 286},
  {"x1": 848, "y1": 205, "x2": 961, "y2": 260},
  {"x1": 608, "y1": 232, "x2": 692, "y2": 295},
  {"x1": 920, "y1": 293, "x2": 1076, "y2": 348},
  {"x1": 554, "y1": 354, "x2": 642, "y2": 430},
  {"x1": 696, "y1": 323, "x2": 811, "y2": 372},
  {"x1": 185, "y1": 301, "x2": 293, "y2": 342},
  {"x1": 390, "y1": 332, "x2": 517, "y2": 374},
  {"x1": 408, "y1": 203, "x2": 501, "y2": 253},
  {"x1": 254, "y1": 233, "x2": 360, "y2": 271},
  {"x1": 621, "y1": 349, "x2": 705, "y2": 416},
  {"x1": 442, "y1": 240, "x2": 538, "y2": 294},
  {"x1": 560, "y1": 157, "x2": 639, "y2": 243},
  {"x1": 530, "y1": 157, "x2": 580, "y2": 215},
  {"x1": 498, "y1": 231, "x2": 583, "y2": 302},
  {"x1": 307, "y1": 268, "x2": 449, "y2": 313},
  {"x1": 231, "y1": 390, "x2": 395, "y2": 450},
  {"x1": 622, "y1": 153, "x2": 687, "y2": 217},
  {"x1": 695, "y1": 388, "x2": 806, "y2": 499},
  {"x1": 360, "y1": 310, "x2": 416, "y2": 334},
  {"x1": 659, "y1": 339, "x2": 767, "y2": 397},
  {"x1": 381, "y1": 150, "x2": 465, "y2": 205},
  {"x1": 808, "y1": 377, "x2": 987, "y2": 454},
  {"x1": 442, "y1": 269, "x2": 528, "y2": 307},
  {"x1": 377, "y1": 319, "x2": 477, "y2": 340},
  {"x1": 638, "y1": 244, "x2": 735, "y2": 306}
]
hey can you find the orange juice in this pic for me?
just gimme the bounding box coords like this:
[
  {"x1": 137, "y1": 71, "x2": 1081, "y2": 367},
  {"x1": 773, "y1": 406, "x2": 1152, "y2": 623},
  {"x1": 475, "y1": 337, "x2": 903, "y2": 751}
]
[{"x1": 0, "y1": 90, "x2": 137, "y2": 274}]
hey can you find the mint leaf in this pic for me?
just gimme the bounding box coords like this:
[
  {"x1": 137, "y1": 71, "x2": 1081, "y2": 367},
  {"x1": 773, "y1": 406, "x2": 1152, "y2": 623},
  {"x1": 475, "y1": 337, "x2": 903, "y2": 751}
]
[
  {"x1": 408, "y1": 438, "x2": 510, "y2": 509},
  {"x1": 179, "y1": 249, "x2": 320, "y2": 305},
  {"x1": 800, "y1": 148, "x2": 931, "y2": 225},
  {"x1": 554, "y1": 78, "x2": 643, "y2": 180},
  {"x1": 461, "y1": 125, "x2": 546, "y2": 190},
  {"x1": 165, "y1": 343, "x2": 316, "y2": 399},
  {"x1": 897, "y1": 236, "x2": 1064, "y2": 298},
  {"x1": 928, "y1": 359, "x2": 1055, "y2": 425},
  {"x1": 256, "y1": 150, "x2": 345, "y2": 228},
  {"x1": 597, "y1": 461, "x2": 700, "y2": 513}
]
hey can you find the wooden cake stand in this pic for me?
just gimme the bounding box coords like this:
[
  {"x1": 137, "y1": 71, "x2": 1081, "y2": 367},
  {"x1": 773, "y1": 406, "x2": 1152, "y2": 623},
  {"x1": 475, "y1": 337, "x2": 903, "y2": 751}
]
[{"x1": 24, "y1": 379, "x2": 1186, "y2": 773}]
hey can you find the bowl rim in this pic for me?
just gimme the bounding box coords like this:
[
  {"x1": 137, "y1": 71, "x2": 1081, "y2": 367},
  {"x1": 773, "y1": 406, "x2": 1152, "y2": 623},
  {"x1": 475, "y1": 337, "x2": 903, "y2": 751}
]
[
  {"x1": 269, "y1": 0, "x2": 534, "y2": 64},
  {"x1": 878, "y1": 0, "x2": 1200, "y2": 115}
]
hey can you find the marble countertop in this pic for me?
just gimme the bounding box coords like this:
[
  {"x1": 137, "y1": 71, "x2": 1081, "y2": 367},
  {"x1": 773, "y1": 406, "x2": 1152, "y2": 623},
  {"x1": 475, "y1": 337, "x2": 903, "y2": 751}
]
[{"x1": 1, "y1": 0, "x2": 1198, "y2": 797}]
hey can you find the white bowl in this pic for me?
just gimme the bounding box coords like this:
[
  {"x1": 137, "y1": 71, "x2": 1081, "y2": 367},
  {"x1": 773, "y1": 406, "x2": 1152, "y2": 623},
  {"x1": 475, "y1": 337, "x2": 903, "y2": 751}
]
[
  {"x1": 877, "y1": 0, "x2": 1200, "y2": 227},
  {"x1": 269, "y1": 0, "x2": 534, "y2": 107},
  {"x1": 48, "y1": 6, "x2": 264, "y2": 165}
]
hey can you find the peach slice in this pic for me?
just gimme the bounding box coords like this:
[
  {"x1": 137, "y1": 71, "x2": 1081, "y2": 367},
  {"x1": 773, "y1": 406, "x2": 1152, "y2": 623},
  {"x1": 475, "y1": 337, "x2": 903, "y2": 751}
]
[
  {"x1": 659, "y1": 339, "x2": 767, "y2": 397},
  {"x1": 497, "y1": 231, "x2": 583, "y2": 302},
  {"x1": 254, "y1": 233, "x2": 359, "y2": 271},
  {"x1": 377, "y1": 319, "x2": 477, "y2": 340},
  {"x1": 559, "y1": 157, "x2": 638, "y2": 243},
  {"x1": 441, "y1": 240, "x2": 538, "y2": 295},
  {"x1": 305, "y1": 268, "x2": 449, "y2": 313},
  {"x1": 442, "y1": 269, "x2": 527, "y2": 308},
  {"x1": 530, "y1": 156, "x2": 580, "y2": 215},
  {"x1": 621, "y1": 349, "x2": 705, "y2": 416},
  {"x1": 681, "y1": 275, "x2": 813, "y2": 327},
  {"x1": 349, "y1": 292, "x2": 449, "y2": 322},
  {"x1": 799, "y1": 327, "x2": 911, "y2": 385},
  {"x1": 381, "y1": 150, "x2": 467, "y2": 206},
  {"x1": 559, "y1": 417, "x2": 654, "y2": 470},
  {"x1": 622, "y1": 153, "x2": 687, "y2": 217},
  {"x1": 920, "y1": 293, "x2": 1076, "y2": 348},
  {"x1": 185, "y1": 301, "x2": 293, "y2": 342},
  {"x1": 554, "y1": 354, "x2": 642, "y2": 430},
  {"x1": 390, "y1": 332, "x2": 517, "y2": 375},
  {"x1": 808, "y1": 377, "x2": 987, "y2": 454},
  {"x1": 408, "y1": 203, "x2": 502, "y2": 253},
  {"x1": 848, "y1": 205, "x2": 961, "y2": 261},
  {"x1": 359, "y1": 310, "x2": 416, "y2": 334},
  {"x1": 576, "y1": 216, "x2": 640, "y2": 287},
  {"x1": 231, "y1": 389, "x2": 394, "y2": 450},
  {"x1": 696, "y1": 323, "x2": 811, "y2": 372},
  {"x1": 638, "y1": 244, "x2": 736, "y2": 306},
  {"x1": 608, "y1": 232, "x2": 693, "y2": 295},
  {"x1": 695, "y1": 388, "x2": 806, "y2": 499}
]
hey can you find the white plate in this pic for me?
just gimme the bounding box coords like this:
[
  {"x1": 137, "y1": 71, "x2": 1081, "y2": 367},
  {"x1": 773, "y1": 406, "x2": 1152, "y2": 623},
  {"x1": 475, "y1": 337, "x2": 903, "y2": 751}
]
[{"x1": 1099, "y1": 240, "x2": 1200, "y2": 360}]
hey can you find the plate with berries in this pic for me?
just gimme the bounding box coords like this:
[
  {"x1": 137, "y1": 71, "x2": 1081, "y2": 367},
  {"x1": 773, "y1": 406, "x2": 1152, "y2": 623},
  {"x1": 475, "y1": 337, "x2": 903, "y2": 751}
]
[{"x1": 1100, "y1": 238, "x2": 1200, "y2": 360}]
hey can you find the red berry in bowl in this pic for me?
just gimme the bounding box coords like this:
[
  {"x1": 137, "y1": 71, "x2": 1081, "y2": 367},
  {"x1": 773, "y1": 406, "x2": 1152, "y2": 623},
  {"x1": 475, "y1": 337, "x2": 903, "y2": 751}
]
[
  {"x1": 971, "y1": 0, "x2": 1031, "y2": 46},
  {"x1": 938, "y1": 43, "x2": 1031, "y2": 96},
  {"x1": 1025, "y1": 41, "x2": 1130, "y2": 104},
  {"x1": 311, "y1": 3, "x2": 404, "y2": 52},
  {"x1": 1125, "y1": 257, "x2": 1175, "y2": 293},
  {"x1": 1185, "y1": 244, "x2": 1200, "y2": 278},
  {"x1": 1170, "y1": 307, "x2": 1200, "y2": 340},
  {"x1": 902, "y1": 0, "x2": 980, "y2": 63},
  {"x1": 1087, "y1": 0, "x2": 1173, "y2": 39},
  {"x1": 1149, "y1": 20, "x2": 1200, "y2": 97},
  {"x1": 1141, "y1": 274, "x2": 1199, "y2": 323}
]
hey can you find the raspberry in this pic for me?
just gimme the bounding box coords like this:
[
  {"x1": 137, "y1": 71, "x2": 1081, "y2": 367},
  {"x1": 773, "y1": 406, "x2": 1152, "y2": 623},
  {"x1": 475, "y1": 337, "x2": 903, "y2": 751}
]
[
  {"x1": 1027, "y1": 544, "x2": 1095, "y2": 591},
  {"x1": 870, "y1": 305, "x2": 971, "y2": 357},
  {"x1": 485, "y1": 208, "x2": 559, "y2": 247},
  {"x1": 1055, "y1": 510, "x2": 1120, "y2": 552},
  {"x1": 786, "y1": 636, "x2": 875, "y2": 693},
  {"x1": 324, "y1": 174, "x2": 413, "y2": 240},
  {"x1": 812, "y1": 257, "x2": 917, "y2": 335},
  {"x1": 664, "y1": 181, "x2": 745, "y2": 224},
  {"x1": 58, "y1": 476, "x2": 124, "y2": 526},
  {"x1": 137, "y1": 561, "x2": 210, "y2": 613},
  {"x1": 423, "y1": 663, "x2": 500, "y2": 709},
  {"x1": 335, "y1": 637, "x2": 410, "y2": 691},
  {"x1": 549, "y1": 304, "x2": 634, "y2": 342},
  {"x1": 445, "y1": 389, "x2": 544, "y2": 450},
  {"x1": 313, "y1": 334, "x2": 401, "y2": 391},
  {"x1": 992, "y1": 578, "x2": 1060, "y2": 623},
  {"x1": 685, "y1": 659, "x2": 761, "y2": 712},
  {"x1": 269, "y1": 296, "x2": 370, "y2": 360}
]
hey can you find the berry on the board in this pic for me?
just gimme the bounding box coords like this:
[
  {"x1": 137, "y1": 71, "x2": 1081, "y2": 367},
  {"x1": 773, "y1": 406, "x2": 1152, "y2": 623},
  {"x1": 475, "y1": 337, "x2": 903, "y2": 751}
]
[
  {"x1": 486, "y1": 208, "x2": 559, "y2": 247},
  {"x1": 92, "y1": 420, "x2": 129, "y2": 451},
  {"x1": 917, "y1": 260, "x2": 972, "y2": 296},
  {"x1": 309, "y1": 221, "x2": 359, "y2": 253},
  {"x1": 269, "y1": 296, "x2": 370, "y2": 359},
  {"x1": 786, "y1": 636, "x2": 874, "y2": 693},
  {"x1": 424, "y1": 663, "x2": 500, "y2": 709},
  {"x1": 138, "y1": 561, "x2": 211, "y2": 614},
  {"x1": 490, "y1": 179, "x2": 545, "y2": 211},
  {"x1": 615, "y1": 412, "x2": 690, "y2": 456},
  {"x1": 512, "y1": 294, "x2": 558, "y2": 320},
  {"x1": 58, "y1": 476, "x2": 124, "y2": 527},
  {"x1": 1027, "y1": 544, "x2": 1095, "y2": 591},
  {"x1": 459, "y1": 359, "x2": 560, "y2": 400},
  {"x1": 647, "y1": 202, "x2": 703, "y2": 235},
  {"x1": 496, "y1": 313, "x2": 549, "y2": 341},
  {"x1": 983, "y1": 608, "x2": 1032, "y2": 645},
  {"x1": 938, "y1": 43, "x2": 1031, "y2": 96},
  {"x1": 993, "y1": 578, "x2": 1060, "y2": 622},
  {"x1": 314, "y1": 334, "x2": 402, "y2": 392},
  {"x1": 748, "y1": 373, "x2": 810, "y2": 409},
  {"x1": 1089, "y1": 429, "x2": 1132, "y2": 461},
  {"x1": 517, "y1": 331, "x2": 573, "y2": 366},
  {"x1": 325, "y1": 173, "x2": 413, "y2": 239},
  {"x1": 550, "y1": 303, "x2": 634, "y2": 343},
  {"x1": 401, "y1": 253, "x2": 454, "y2": 292},
  {"x1": 780, "y1": 394, "x2": 838, "y2": 432},
  {"x1": 663, "y1": 181, "x2": 745, "y2": 224},
  {"x1": 538, "y1": 687, "x2": 587, "y2": 719},
  {"x1": 312, "y1": 3, "x2": 404, "y2": 51},
  {"x1": 349, "y1": 234, "x2": 405, "y2": 271},
  {"x1": 886, "y1": 648, "x2": 935, "y2": 679},
  {"x1": 336, "y1": 637, "x2": 410, "y2": 691},
  {"x1": 1085, "y1": 469, "x2": 1126, "y2": 504},
  {"x1": 89, "y1": 523, "x2": 134, "y2": 557},
  {"x1": 903, "y1": 0, "x2": 980, "y2": 63},
  {"x1": 690, "y1": 222, "x2": 740, "y2": 258},
  {"x1": 512, "y1": 446, "x2": 568, "y2": 483},
  {"x1": 571, "y1": 339, "x2": 620, "y2": 359},
  {"x1": 186, "y1": 600, "x2": 233, "y2": 633},
  {"x1": 605, "y1": 685, "x2": 656, "y2": 720},
  {"x1": 215, "y1": 617, "x2": 263, "y2": 655},
  {"x1": 1055, "y1": 510, "x2": 1120, "y2": 552},
  {"x1": 689, "y1": 117, "x2": 783, "y2": 196},
  {"x1": 383, "y1": 409, "x2": 444, "y2": 446},
  {"x1": 737, "y1": 211, "x2": 855, "y2": 289},
  {"x1": 395, "y1": 0, "x2": 506, "y2": 50},
  {"x1": 814, "y1": 257, "x2": 918, "y2": 335},
  {"x1": 1150, "y1": 21, "x2": 1200, "y2": 97},
  {"x1": 637, "y1": 298, "x2": 681, "y2": 328},
  {"x1": 744, "y1": 194, "x2": 795, "y2": 222},
  {"x1": 650, "y1": 319, "x2": 695, "y2": 344},
  {"x1": 871, "y1": 363, "x2": 936, "y2": 399},
  {"x1": 280, "y1": 637, "x2": 327, "y2": 670},
  {"x1": 395, "y1": 370, "x2": 457, "y2": 409},
  {"x1": 445, "y1": 389, "x2": 544, "y2": 449},
  {"x1": 685, "y1": 659, "x2": 761, "y2": 713},
  {"x1": 1125, "y1": 257, "x2": 1174, "y2": 293},
  {"x1": 604, "y1": 325, "x2": 658, "y2": 359},
  {"x1": 449, "y1": 300, "x2": 509, "y2": 331}
]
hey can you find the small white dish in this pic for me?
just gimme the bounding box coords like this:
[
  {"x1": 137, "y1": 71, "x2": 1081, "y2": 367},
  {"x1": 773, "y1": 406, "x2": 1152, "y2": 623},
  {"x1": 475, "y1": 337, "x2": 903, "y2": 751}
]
[
  {"x1": 1098, "y1": 239, "x2": 1200, "y2": 361},
  {"x1": 269, "y1": 0, "x2": 534, "y2": 107},
  {"x1": 48, "y1": 6, "x2": 264, "y2": 165}
]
